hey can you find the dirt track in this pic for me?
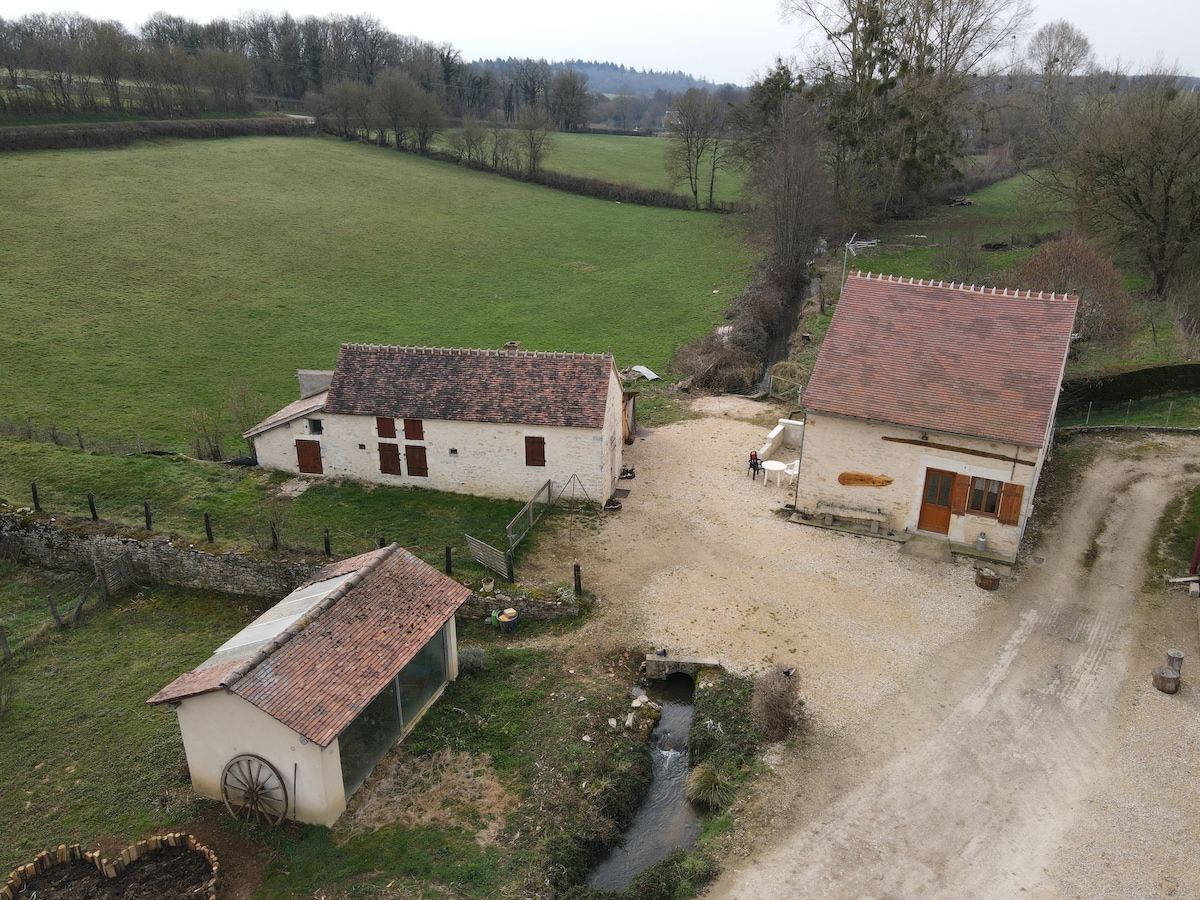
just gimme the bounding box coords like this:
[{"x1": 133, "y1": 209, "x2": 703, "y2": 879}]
[{"x1": 526, "y1": 402, "x2": 1200, "y2": 898}]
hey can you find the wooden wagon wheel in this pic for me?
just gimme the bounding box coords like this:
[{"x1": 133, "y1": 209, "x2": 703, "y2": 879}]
[{"x1": 220, "y1": 754, "x2": 289, "y2": 826}]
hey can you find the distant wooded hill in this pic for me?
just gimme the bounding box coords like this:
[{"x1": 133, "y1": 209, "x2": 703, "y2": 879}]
[{"x1": 473, "y1": 58, "x2": 727, "y2": 97}]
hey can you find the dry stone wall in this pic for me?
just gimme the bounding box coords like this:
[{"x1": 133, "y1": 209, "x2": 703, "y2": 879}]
[{"x1": 0, "y1": 512, "x2": 315, "y2": 599}]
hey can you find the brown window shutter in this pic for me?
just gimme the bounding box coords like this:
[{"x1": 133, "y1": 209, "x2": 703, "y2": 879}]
[
  {"x1": 950, "y1": 474, "x2": 969, "y2": 515},
  {"x1": 525, "y1": 436, "x2": 546, "y2": 467},
  {"x1": 377, "y1": 417, "x2": 396, "y2": 439},
  {"x1": 379, "y1": 443, "x2": 401, "y2": 475},
  {"x1": 295, "y1": 439, "x2": 323, "y2": 474},
  {"x1": 998, "y1": 482, "x2": 1024, "y2": 525},
  {"x1": 405, "y1": 444, "x2": 429, "y2": 477},
  {"x1": 403, "y1": 418, "x2": 424, "y2": 440}
]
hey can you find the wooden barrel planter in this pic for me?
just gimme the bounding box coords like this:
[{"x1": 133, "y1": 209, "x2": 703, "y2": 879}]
[
  {"x1": 2, "y1": 833, "x2": 219, "y2": 900},
  {"x1": 975, "y1": 567, "x2": 1001, "y2": 591}
]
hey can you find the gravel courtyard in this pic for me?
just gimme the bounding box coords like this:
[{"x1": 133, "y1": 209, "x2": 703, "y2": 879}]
[{"x1": 526, "y1": 398, "x2": 1200, "y2": 899}]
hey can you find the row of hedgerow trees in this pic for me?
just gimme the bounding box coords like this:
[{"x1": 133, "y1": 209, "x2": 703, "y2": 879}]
[{"x1": 0, "y1": 11, "x2": 601, "y2": 129}]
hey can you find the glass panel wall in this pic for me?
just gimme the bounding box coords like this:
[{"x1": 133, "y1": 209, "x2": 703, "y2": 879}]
[
  {"x1": 399, "y1": 623, "x2": 448, "y2": 727},
  {"x1": 339, "y1": 678, "x2": 401, "y2": 800}
]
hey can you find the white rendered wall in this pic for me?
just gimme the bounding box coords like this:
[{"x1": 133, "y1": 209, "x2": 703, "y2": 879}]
[
  {"x1": 795, "y1": 413, "x2": 1044, "y2": 559},
  {"x1": 173, "y1": 690, "x2": 347, "y2": 828},
  {"x1": 253, "y1": 370, "x2": 625, "y2": 502}
]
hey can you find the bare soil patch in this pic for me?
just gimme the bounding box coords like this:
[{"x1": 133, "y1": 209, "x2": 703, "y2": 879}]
[
  {"x1": 16, "y1": 846, "x2": 212, "y2": 899},
  {"x1": 339, "y1": 747, "x2": 518, "y2": 846}
]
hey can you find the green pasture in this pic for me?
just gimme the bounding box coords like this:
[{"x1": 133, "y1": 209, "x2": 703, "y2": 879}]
[
  {"x1": 0, "y1": 584, "x2": 273, "y2": 865},
  {"x1": 0, "y1": 440, "x2": 525, "y2": 570},
  {"x1": 0, "y1": 136, "x2": 753, "y2": 449},
  {"x1": 541, "y1": 131, "x2": 745, "y2": 205}
]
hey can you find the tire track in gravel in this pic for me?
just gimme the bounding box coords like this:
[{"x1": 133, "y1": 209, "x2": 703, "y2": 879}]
[{"x1": 705, "y1": 437, "x2": 1200, "y2": 900}]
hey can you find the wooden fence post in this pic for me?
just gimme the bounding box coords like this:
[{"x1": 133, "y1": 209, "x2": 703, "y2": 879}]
[
  {"x1": 505, "y1": 551, "x2": 514, "y2": 584},
  {"x1": 270, "y1": 522, "x2": 279, "y2": 551},
  {"x1": 574, "y1": 563, "x2": 582, "y2": 597},
  {"x1": 204, "y1": 512, "x2": 213, "y2": 543},
  {"x1": 377, "y1": 537, "x2": 386, "y2": 549},
  {"x1": 144, "y1": 501, "x2": 152, "y2": 531},
  {"x1": 323, "y1": 527, "x2": 331, "y2": 556},
  {"x1": 445, "y1": 545, "x2": 452, "y2": 575},
  {"x1": 48, "y1": 594, "x2": 64, "y2": 629},
  {"x1": 31, "y1": 482, "x2": 40, "y2": 512},
  {"x1": 87, "y1": 492, "x2": 98, "y2": 522},
  {"x1": 75, "y1": 427, "x2": 84, "y2": 450}
]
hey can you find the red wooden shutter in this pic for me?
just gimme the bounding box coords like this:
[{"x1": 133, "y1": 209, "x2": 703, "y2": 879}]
[
  {"x1": 379, "y1": 443, "x2": 401, "y2": 475},
  {"x1": 403, "y1": 418, "x2": 424, "y2": 440},
  {"x1": 377, "y1": 417, "x2": 396, "y2": 439},
  {"x1": 405, "y1": 444, "x2": 429, "y2": 477},
  {"x1": 997, "y1": 482, "x2": 1025, "y2": 525},
  {"x1": 950, "y1": 474, "x2": 970, "y2": 515},
  {"x1": 295, "y1": 439, "x2": 323, "y2": 474},
  {"x1": 525, "y1": 436, "x2": 546, "y2": 467}
]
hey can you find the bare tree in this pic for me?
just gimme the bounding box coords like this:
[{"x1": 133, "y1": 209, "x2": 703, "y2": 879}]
[
  {"x1": 786, "y1": 0, "x2": 1032, "y2": 214},
  {"x1": 84, "y1": 20, "x2": 131, "y2": 112},
  {"x1": 515, "y1": 105, "x2": 555, "y2": 175},
  {"x1": 372, "y1": 68, "x2": 419, "y2": 148},
  {"x1": 1026, "y1": 19, "x2": 1092, "y2": 155},
  {"x1": 665, "y1": 87, "x2": 725, "y2": 209},
  {"x1": 740, "y1": 90, "x2": 835, "y2": 290},
  {"x1": 1047, "y1": 70, "x2": 1200, "y2": 297},
  {"x1": 548, "y1": 68, "x2": 592, "y2": 131}
]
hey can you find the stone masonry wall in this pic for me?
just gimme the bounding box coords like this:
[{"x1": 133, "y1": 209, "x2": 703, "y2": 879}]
[{"x1": 0, "y1": 512, "x2": 315, "y2": 599}]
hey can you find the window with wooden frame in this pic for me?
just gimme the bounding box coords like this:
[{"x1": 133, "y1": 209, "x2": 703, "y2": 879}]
[
  {"x1": 378, "y1": 442, "x2": 401, "y2": 475},
  {"x1": 525, "y1": 436, "x2": 546, "y2": 467},
  {"x1": 967, "y1": 477, "x2": 1002, "y2": 516},
  {"x1": 376, "y1": 417, "x2": 396, "y2": 439},
  {"x1": 949, "y1": 473, "x2": 1024, "y2": 526},
  {"x1": 403, "y1": 418, "x2": 424, "y2": 440},
  {"x1": 405, "y1": 444, "x2": 429, "y2": 477}
]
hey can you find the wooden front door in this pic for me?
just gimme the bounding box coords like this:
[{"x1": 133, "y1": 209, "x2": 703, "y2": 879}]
[
  {"x1": 918, "y1": 468, "x2": 955, "y2": 534},
  {"x1": 296, "y1": 439, "x2": 323, "y2": 474}
]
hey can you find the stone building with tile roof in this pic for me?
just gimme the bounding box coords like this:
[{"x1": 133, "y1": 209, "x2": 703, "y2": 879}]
[
  {"x1": 245, "y1": 344, "x2": 632, "y2": 503},
  {"x1": 148, "y1": 544, "x2": 472, "y2": 826},
  {"x1": 794, "y1": 272, "x2": 1077, "y2": 560}
]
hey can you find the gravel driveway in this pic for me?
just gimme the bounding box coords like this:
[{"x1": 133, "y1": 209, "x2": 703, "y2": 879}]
[{"x1": 526, "y1": 402, "x2": 1200, "y2": 898}]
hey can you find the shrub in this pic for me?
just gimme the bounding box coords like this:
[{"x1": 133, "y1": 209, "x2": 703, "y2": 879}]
[
  {"x1": 685, "y1": 761, "x2": 737, "y2": 811},
  {"x1": 624, "y1": 848, "x2": 719, "y2": 899},
  {"x1": 750, "y1": 669, "x2": 802, "y2": 743},
  {"x1": 457, "y1": 645, "x2": 486, "y2": 675}
]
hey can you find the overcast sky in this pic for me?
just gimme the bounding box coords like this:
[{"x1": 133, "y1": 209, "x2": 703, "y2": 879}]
[{"x1": 6, "y1": 0, "x2": 1197, "y2": 85}]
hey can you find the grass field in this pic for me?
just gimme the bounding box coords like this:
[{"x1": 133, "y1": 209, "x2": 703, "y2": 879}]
[
  {"x1": 0, "y1": 583, "x2": 274, "y2": 865},
  {"x1": 0, "y1": 135, "x2": 753, "y2": 449},
  {"x1": 540, "y1": 132, "x2": 745, "y2": 205},
  {"x1": 0, "y1": 440, "x2": 529, "y2": 575}
]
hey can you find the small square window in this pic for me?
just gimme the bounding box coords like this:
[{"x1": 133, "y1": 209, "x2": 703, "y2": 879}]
[{"x1": 308, "y1": 418, "x2": 323, "y2": 435}]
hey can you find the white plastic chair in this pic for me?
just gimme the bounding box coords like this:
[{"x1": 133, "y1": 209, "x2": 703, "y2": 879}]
[{"x1": 783, "y1": 459, "x2": 799, "y2": 485}]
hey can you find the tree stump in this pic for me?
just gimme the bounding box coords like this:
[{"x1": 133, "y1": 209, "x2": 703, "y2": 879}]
[
  {"x1": 1167, "y1": 649, "x2": 1184, "y2": 674},
  {"x1": 1152, "y1": 665, "x2": 1180, "y2": 694},
  {"x1": 975, "y1": 567, "x2": 1001, "y2": 590}
]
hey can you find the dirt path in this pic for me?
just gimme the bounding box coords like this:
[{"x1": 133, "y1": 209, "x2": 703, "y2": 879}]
[{"x1": 525, "y1": 406, "x2": 1200, "y2": 898}]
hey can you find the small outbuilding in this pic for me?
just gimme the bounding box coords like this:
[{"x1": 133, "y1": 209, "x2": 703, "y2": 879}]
[
  {"x1": 245, "y1": 343, "x2": 633, "y2": 503},
  {"x1": 147, "y1": 544, "x2": 473, "y2": 827},
  {"x1": 794, "y1": 272, "x2": 1078, "y2": 561}
]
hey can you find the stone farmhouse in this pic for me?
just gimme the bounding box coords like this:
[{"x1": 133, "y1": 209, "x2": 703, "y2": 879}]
[
  {"x1": 148, "y1": 544, "x2": 471, "y2": 827},
  {"x1": 794, "y1": 272, "x2": 1078, "y2": 560},
  {"x1": 246, "y1": 344, "x2": 633, "y2": 504}
]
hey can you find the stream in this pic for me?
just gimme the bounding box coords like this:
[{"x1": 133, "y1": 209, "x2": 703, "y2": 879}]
[{"x1": 586, "y1": 674, "x2": 702, "y2": 891}]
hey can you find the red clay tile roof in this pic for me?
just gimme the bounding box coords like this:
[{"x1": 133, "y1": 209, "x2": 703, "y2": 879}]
[
  {"x1": 226, "y1": 545, "x2": 471, "y2": 747},
  {"x1": 804, "y1": 273, "x2": 1077, "y2": 447},
  {"x1": 323, "y1": 345, "x2": 614, "y2": 428},
  {"x1": 147, "y1": 660, "x2": 242, "y2": 705},
  {"x1": 294, "y1": 548, "x2": 386, "y2": 591},
  {"x1": 243, "y1": 390, "x2": 327, "y2": 438},
  {"x1": 148, "y1": 545, "x2": 473, "y2": 747}
]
